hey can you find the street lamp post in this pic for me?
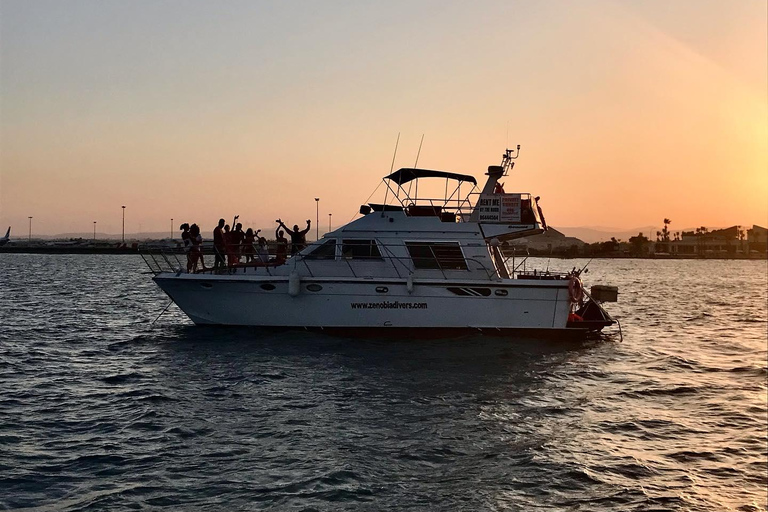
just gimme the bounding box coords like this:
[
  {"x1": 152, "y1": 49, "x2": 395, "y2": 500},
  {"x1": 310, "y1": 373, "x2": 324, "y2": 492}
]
[
  {"x1": 28, "y1": 216, "x2": 32, "y2": 242},
  {"x1": 328, "y1": 213, "x2": 332, "y2": 233},
  {"x1": 93, "y1": 221, "x2": 96, "y2": 241},
  {"x1": 171, "y1": 218, "x2": 173, "y2": 240},
  {"x1": 315, "y1": 198, "x2": 319, "y2": 241},
  {"x1": 121, "y1": 206, "x2": 126, "y2": 242}
]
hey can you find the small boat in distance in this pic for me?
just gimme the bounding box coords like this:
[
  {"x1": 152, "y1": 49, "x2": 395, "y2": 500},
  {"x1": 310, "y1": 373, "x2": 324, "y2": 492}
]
[{"x1": 144, "y1": 148, "x2": 618, "y2": 338}]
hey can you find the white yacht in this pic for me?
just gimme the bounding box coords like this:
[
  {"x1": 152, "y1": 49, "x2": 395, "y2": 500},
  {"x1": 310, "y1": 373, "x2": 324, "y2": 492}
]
[{"x1": 145, "y1": 149, "x2": 617, "y2": 338}]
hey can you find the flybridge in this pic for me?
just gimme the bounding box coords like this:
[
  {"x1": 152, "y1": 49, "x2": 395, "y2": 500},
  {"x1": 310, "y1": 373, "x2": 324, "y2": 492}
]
[
  {"x1": 373, "y1": 166, "x2": 479, "y2": 220},
  {"x1": 364, "y1": 147, "x2": 547, "y2": 242}
]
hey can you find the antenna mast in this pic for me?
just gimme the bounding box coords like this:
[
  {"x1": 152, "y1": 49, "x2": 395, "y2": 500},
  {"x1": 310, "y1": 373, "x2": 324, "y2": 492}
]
[
  {"x1": 501, "y1": 144, "x2": 521, "y2": 175},
  {"x1": 389, "y1": 132, "x2": 400, "y2": 174},
  {"x1": 413, "y1": 134, "x2": 424, "y2": 168},
  {"x1": 382, "y1": 132, "x2": 400, "y2": 212}
]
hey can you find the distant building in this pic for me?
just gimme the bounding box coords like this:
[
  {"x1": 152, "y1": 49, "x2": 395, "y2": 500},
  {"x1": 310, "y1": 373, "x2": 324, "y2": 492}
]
[
  {"x1": 664, "y1": 225, "x2": 761, "y2": 256},
  {"x1": 747, "y1": 225, "x2": 767, "y2": 254}
]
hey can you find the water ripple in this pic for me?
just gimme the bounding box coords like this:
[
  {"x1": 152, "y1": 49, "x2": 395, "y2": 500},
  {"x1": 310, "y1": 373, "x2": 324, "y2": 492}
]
[{"x1": 0, "y1": 255, "x2": 766, "y2": 511}]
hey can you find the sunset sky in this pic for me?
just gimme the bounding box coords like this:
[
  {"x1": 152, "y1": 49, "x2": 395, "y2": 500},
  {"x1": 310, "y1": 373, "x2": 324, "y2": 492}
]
[{"x1": 1, "y1": 0, "x2": 766, "y2": 238}]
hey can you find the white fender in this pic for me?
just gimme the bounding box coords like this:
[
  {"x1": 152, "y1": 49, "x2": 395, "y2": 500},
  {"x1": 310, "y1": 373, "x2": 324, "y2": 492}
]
[
  {"x1": 406, "y1": 274, "x2": 414, "y2": 294},
  {"x1": 288, "y1": 271, "x2": 301, "y2": 297},
  {"x1": 568, "y1": 276, "x2": 582, "y2": 303}
]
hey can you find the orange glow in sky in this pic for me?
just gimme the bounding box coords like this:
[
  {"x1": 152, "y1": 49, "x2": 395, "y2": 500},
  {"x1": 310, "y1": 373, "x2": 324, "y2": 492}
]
[{"x1": 1, "y1": 0, "x2": 766, "y2": 237}]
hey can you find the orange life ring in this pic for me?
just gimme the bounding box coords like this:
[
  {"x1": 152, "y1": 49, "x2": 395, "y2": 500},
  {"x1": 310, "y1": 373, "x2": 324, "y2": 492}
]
[{"x1": 568, "y1": 277, "x2": 582, "y2": 303}]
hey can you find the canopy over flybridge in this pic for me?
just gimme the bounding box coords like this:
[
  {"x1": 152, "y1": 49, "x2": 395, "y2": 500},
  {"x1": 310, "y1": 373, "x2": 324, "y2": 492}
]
[{"x1": 385, "y1": 168, "x2": 478, "y2": 186}]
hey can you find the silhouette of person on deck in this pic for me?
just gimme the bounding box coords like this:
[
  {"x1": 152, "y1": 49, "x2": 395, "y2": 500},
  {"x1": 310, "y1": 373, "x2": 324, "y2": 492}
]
[
  {"x1": 274, "y1": 227, "x2": 288, "y2": 264},
  {"x1": 256, "y1": 236, "x2": 269, "y2": 264},
  {"x1": 213, "y1": 218, "x2": 226, "y2": 270},
  {"x1": 223, "y1": 224, "x2": 234, "y2": 266},
  {"x1": 231, "y1": 223, "x2": 245, "y2": 265},
  {"x1": 277, "y1": 219, "x2": 311, "y2": 255},
  {"x1": 188, "y1": 223, "x2": 205, "y2": 272},
  {"x1": 180, "y1": 223, "x2": 193, "y2": 272},
  {"x1": 243, "y1": 228, "x2": 256, "y2": 263},
  {"x1": 180, "y1": 223, "x2": 191, "y2": 248}
]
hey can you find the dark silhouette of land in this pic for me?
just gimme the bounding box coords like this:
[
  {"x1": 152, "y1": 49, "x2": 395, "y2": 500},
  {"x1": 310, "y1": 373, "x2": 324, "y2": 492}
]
[{"x1": 2, "y1": 224, "x2": 765, "y2": 259}]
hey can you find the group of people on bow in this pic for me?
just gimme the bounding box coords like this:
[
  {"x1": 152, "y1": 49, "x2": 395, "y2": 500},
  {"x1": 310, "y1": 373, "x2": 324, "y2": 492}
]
[{"x1": 178, "y1": 217, "x2": 312, "y2": 273}]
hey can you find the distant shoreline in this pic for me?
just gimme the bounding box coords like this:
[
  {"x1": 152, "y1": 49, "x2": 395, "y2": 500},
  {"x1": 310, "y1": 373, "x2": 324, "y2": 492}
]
[
  {"x1": 1, "y1": 245, "x2": 765, "y2": 260},
  {"x1": 0, "y1": 246, "x2": 147, "y2": 255}
]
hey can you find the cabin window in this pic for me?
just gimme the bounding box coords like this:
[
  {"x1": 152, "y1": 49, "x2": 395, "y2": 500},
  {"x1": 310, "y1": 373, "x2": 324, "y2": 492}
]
[
  {"x1": 405, "y1": 242, "x2": 468, "y2": 270},
  {"x1": 448, "y1": 287, "x2": 491, "y2": 296},
  {"x1": 305, "y1": 239, "x2": 337, "y2": 260},
  {"x1": 341, "y1": 239, "x2": 382, "y2": 260}
]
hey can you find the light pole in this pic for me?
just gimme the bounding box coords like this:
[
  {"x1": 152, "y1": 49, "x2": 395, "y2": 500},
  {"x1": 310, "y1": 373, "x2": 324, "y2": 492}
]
[
  {"x1": 93, "y1": 221, "x2": 96, "y2": 241},
  {"x1": 328, "y1": 213, "x2": 332, "y2": 233},
  {"x1": 315, "y1": 198, "x2": 319, "y2": 240},
  {"x1": 121, "y1": 206, "x2": 126, "y2": 242},
  {"x1": 28, "y1": 216, "x2": 32, "y2": 242},
  {"x1": 170, "y1": 218, "x2": 173, "y2": 240}
]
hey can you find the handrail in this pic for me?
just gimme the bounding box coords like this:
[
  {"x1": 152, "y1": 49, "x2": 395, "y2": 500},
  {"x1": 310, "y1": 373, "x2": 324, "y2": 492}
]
[
  {"x1": 297, "y1": 252, "x2": 315, "y2": 278},
  {"x1": 377, "y1": 191, "x2": 536, "y2": 223},
  {"x1": 375, "y1": 237, "x2": 408, "y2": 278},
  {"x1": 467, "y1": 257, "x2": 499, "y2": 280},
  {"x1": 383, "y1": 174, "x2": 482, "y2": 216},
  {"x1": 140, "y1": 239, "x2": 501, "y2": 281}
]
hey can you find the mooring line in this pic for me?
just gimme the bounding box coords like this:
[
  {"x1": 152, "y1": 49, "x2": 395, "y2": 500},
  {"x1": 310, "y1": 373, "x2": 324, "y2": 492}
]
[{"x1": 151, "y1": 300, "x2": 174, "y2": 325}]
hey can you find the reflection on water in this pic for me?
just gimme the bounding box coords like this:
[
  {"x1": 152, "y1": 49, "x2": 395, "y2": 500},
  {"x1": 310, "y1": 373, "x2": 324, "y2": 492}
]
[{"x1": 1, "y1": 255, "x2": 766, "y2": 511}]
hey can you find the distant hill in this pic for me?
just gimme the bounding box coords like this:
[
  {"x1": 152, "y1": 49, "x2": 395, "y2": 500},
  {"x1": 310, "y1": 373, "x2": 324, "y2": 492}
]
[
  {"x1": 556, "y1": 225, "x2": 738, "y2": 243},
  {"x1": 556, "y1": 226, "x2": 659, "y2": 243},
  {"x1": 509, "y1": 227, "x2": 586, "y2": 250},
  {"x1": 13, "y1": 231, "x2": 173, "y2": 241}
]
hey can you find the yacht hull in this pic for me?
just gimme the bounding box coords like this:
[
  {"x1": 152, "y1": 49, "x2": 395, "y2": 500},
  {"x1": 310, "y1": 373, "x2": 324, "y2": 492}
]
[{"x1": 154, "y1": 273, "x2": 573, "y2": 333}]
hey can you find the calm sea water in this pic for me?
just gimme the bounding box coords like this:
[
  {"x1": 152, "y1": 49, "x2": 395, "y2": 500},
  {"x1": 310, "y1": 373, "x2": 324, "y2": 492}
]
[{"x1": 1, "y1": 255, "x2": 766, "y2": 511}]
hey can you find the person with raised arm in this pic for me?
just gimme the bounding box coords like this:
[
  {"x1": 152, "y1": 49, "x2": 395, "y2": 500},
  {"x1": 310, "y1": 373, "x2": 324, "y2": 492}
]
[
  {"x1": 231, "y1": 222, "x2": 245, "y2": 265},
  {"x1": 223, "y1": 224, "x2": 234, "y2": 266},
  {"x1": 276, "y1": 218, "x2": 311, "y2": 255},
  {"x1": 274, "y1": 226, "x2": 288, "y2": 264}
]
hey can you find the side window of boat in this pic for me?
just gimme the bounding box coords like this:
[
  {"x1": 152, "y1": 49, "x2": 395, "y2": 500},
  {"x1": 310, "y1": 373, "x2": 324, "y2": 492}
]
[
  {"x1": 341, "y1": 239, "x2": 382, "y2": 260},
  {"x1": 305, "y1": 239, "x2": 337, "y2": 260},
  {"x1": 405, "y1": 242, "x2": 468, "y2": 270}
]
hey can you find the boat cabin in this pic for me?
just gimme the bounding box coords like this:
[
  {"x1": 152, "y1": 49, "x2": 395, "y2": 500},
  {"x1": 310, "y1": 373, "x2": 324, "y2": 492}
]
[{"x1": 294, "y1": 149, "x2": 548, "y2": 280}]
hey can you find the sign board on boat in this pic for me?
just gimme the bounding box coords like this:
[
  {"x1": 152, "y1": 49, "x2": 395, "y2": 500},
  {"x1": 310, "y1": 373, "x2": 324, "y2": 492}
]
[{"x1": 477, "y1": 194, "x2": 522, "y2": 222}]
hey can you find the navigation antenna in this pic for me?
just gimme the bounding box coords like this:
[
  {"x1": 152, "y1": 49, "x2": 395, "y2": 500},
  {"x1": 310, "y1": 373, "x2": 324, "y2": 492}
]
[
  {"x1": 413, "y1": 134, "x2": 424, "y2": 168},
  {"x1": 501, "y1": 145, "x2": 521, "y2": 176},
  {"x1": 382, "y1": 132, "x2": 400, "y2": 215},
  {"x1": 389, "y1": 132, "x2": 400, "y2": 174}
]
